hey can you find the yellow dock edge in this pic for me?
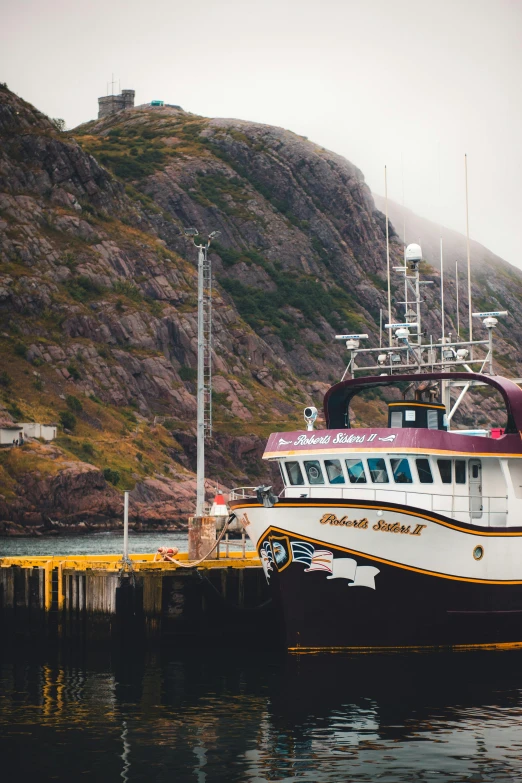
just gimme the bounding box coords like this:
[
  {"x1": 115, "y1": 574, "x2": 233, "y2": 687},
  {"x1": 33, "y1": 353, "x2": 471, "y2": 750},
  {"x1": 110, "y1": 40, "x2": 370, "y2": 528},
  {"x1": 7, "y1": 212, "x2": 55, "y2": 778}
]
[{"x1": 0, "y1": 550, "x2": 261, "y2": 572}]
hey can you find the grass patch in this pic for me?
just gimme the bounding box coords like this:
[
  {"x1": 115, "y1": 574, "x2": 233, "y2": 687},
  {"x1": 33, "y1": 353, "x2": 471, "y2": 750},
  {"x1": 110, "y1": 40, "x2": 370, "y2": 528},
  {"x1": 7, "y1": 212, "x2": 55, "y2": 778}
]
[
  {"x1": 219, "y1": 265, "x2": 365, "y2": 340},
  {"x1": 64, "y1": 275, "x2": 104, "y2": 302}
]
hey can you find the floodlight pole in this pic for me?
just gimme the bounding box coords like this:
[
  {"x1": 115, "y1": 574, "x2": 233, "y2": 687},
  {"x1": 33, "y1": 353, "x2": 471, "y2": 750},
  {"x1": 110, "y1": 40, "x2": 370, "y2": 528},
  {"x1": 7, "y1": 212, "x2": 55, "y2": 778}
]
[
  {"x1": 196, "y1": 242, "x2": 206, "y2": 517},
  {"x1": 185, "y1": 228, "x2": 220, "y2": 518}
]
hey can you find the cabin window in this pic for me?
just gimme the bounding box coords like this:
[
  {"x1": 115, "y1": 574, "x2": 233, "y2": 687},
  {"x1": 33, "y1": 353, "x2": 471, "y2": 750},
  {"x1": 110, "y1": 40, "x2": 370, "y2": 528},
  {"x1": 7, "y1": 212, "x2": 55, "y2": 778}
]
[
  {"x1": 427, "y1": 410, "x2": 439, "y2": 430},
  {"x1": 368, "y1": 458, "x2": 389, "y2": 483},
  {"x1": 437, "y1": 459, "x2": 452, "y2": 484},
  {"x1": 346, "y1": 459, "x2": 367, "y2": 484},
  {"x1": 325, "y1": 459, "x2": 345, "y2": 484},
  {"x1": 286, "y1": 461, "x2": 304, "y2": 486},
  {"x1": 304, "y1": 460, "x2": 325, "y2": 485},
  {"x1": 472, "y1": 463, "x2": 480, "y2": 479},
  {"x1": 405, "y1": 410, "x2": 416, "y2": 422},
  {"x1": 416, "y1": 458, "x2": 433, "y2": 484},
  {"x1": 279, "y1": 462, "x2": 288, "y2": 486},
  {"x1": 455, "y1": 460, "x2": 466, "y2": 484},
  {"x1": 390, "y1": 411, "x2": 402, "y2": 428},
  {"x1": 391, "y1": 458, "x2": 413, "y2": 484}
]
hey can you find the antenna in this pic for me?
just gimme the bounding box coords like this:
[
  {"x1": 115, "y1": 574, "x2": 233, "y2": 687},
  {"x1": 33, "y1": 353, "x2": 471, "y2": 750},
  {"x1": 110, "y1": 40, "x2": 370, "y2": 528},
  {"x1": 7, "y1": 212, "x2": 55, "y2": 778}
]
[
  {"x1": 440, "y1": 237, "x2": 445, "y2": 343},
  {"x1": 385, "y1": 166, "x2": 392, "y2": 348},
  {"x1": 456, "y1": 260, "x2": 460, "y2": 337},
  {"x1": 401, "y1": 153, "x2": 408, "y2": 320},
  {"x1": 465, "y1": 154, "x2": 472, "y2": 342},
  {"x1": 438, "y1": 144, "x2": 445, "y2": 343}
]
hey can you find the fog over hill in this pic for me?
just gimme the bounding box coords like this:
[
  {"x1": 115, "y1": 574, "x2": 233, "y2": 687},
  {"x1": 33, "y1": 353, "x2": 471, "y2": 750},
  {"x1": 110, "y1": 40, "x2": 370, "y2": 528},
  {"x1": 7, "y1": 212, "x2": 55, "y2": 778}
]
[{"x1": 372, "y1": 193, "x2": 517, "y2": 278}]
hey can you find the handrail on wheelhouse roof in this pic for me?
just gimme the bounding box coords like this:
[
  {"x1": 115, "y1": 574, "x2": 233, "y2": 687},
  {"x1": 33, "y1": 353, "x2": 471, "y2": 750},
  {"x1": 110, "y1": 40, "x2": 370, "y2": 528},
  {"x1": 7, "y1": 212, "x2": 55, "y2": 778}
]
[{"x1": 323, "y1": 372, "x2": 522, "y2": 434}]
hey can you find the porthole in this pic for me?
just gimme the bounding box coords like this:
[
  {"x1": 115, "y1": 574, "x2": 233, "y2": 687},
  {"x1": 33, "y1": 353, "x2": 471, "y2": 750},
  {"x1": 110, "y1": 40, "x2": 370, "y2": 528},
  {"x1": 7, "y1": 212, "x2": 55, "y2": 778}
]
[{"x1": 473, "y1": 545, "x2": 484, "y2": 561}]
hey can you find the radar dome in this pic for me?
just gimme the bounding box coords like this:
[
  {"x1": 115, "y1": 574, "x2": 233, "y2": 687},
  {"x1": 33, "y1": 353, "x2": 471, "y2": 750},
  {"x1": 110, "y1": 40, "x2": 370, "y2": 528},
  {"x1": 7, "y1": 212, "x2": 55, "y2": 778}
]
[{"x1": 405, "y1": 243, "x2": 422, "y2": 263}]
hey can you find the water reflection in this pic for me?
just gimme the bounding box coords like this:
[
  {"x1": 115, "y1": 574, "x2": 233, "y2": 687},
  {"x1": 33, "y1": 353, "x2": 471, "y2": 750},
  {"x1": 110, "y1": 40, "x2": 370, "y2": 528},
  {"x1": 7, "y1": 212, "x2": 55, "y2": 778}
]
[{"x1": 1, "y1": 646, "x2": 522, "y2": 781}]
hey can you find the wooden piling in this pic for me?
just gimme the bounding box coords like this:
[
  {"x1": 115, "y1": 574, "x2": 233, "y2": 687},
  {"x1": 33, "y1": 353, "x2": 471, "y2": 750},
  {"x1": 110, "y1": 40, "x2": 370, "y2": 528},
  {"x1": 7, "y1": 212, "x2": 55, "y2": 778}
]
[{"x1": 0, "y1": 551, "x2": 270, "y2": 644}]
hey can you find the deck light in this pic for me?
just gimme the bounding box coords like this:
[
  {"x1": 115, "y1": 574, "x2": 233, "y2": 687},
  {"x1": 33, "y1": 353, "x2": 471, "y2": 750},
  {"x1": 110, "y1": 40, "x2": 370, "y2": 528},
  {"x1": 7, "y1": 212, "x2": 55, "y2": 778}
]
[{"x1": 304, "y1": 406, "x2": 318, "y2": 430}]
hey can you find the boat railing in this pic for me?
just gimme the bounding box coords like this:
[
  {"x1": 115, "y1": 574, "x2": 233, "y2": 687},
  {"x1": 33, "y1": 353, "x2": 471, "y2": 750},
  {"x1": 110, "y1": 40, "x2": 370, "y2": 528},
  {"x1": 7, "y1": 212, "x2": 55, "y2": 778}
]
[
  {"x1": 229, "y1": 487, "x2": 258, "y2": 500},
  {"x1": 286, "y1": 487, "x2": 508, "y2": 524}
]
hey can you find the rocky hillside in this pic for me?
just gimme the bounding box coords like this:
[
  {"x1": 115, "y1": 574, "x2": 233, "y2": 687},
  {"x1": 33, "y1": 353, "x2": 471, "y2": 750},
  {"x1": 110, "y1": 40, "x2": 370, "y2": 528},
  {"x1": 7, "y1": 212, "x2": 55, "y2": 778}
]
[{"x1": 1, "y1": 83, "x2": 521, "y2": 534}]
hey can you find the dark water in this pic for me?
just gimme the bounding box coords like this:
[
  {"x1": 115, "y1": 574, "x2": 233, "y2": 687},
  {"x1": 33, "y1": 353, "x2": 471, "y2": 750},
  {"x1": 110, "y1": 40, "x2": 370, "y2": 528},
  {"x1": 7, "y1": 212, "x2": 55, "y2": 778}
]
[{"x1": 2, "y1": 646, "x2": 522, "y2": 782}]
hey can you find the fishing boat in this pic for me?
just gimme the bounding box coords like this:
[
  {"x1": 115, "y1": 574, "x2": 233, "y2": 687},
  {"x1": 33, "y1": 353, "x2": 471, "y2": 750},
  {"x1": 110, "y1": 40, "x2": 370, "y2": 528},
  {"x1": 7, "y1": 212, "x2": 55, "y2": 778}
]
[{"x1": 229, "y1": 243, "x2": 522, "y2": 652}]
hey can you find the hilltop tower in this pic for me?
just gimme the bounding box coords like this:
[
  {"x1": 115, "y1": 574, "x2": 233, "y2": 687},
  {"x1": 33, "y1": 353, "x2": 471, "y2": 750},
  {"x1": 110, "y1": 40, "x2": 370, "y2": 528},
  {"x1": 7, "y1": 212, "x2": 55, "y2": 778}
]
[{"x1": 98, "y1": 89, "x2": 135, "y2": 119}]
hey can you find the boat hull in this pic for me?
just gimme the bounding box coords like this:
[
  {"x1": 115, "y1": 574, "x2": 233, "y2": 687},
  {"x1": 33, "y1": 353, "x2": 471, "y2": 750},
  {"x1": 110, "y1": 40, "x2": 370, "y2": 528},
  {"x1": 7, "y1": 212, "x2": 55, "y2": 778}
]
[{"x1": 230, "y1": 498, "x2": 522, "y2": 651}]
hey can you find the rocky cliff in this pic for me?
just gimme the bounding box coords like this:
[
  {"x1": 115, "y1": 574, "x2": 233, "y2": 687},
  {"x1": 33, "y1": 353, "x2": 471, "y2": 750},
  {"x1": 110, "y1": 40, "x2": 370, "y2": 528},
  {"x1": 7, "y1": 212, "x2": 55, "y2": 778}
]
[{"x1": 1, "y1": 84, "x2": 521, "y2": 534}]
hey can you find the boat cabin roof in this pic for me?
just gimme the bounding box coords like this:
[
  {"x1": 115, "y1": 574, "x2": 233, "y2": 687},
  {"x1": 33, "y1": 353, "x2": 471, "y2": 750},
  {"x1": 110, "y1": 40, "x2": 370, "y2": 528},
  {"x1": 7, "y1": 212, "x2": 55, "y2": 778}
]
[{"x1": 324, "y1": 372, "x2": 522, "y2": 434}]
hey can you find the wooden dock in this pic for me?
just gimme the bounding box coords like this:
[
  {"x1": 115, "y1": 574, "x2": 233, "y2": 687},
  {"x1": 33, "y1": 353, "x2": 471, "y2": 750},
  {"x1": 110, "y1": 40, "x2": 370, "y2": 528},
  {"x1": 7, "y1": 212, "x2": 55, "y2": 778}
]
[{"x1": 0, "y1": 552, "x2": 272, "y2": 644}]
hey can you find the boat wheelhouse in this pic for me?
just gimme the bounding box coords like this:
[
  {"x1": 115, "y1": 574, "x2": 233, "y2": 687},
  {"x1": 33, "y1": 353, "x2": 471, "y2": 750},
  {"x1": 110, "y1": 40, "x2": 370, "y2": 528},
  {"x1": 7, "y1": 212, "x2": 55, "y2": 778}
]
[
  {"x1": 266, "y1": 372, "x2": 522, "y2": 528},
  {"x1": 229, "y1": 244, "x2": 522, "y2": 652}
]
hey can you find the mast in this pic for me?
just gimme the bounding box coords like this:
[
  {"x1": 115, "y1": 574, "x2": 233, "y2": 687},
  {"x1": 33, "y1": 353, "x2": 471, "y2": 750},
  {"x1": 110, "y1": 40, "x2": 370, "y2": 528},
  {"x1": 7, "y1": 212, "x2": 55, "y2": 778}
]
[
  {"x1": 385, "y1": 166, "x2": 392, "y2": 348},
  {"x1": 465, "y1": 154, "x2": 473, "y2": 343},
  {"x1": 440, "y1": 237, "x2": 445, "y2": 343},
  {"x1": 456, "y1": 260, "x2": 460, "y2": 337}
]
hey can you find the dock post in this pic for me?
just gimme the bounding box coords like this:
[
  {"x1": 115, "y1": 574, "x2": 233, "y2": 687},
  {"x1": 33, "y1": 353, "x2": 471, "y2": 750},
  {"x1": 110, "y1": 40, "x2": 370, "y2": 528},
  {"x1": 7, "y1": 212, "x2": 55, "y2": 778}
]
[
  {"x1": 188, "y1": 516, "x2": 217, "y2": 560},
  {"x1": 123, "y1": 491, "x2": 129, "y2": 562}
]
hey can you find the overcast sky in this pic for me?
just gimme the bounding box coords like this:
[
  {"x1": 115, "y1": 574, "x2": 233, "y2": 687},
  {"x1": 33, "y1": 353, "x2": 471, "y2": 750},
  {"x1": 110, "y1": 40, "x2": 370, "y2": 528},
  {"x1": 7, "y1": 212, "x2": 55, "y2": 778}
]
[{"x1": 2, "y1": 0, "x2": 521, "y2": 269}]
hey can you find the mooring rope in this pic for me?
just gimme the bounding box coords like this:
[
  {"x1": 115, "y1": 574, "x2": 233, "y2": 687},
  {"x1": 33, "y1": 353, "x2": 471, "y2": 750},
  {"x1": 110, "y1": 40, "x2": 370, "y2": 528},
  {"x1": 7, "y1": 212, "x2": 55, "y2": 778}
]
[{"x1": 155, "y1": 513, "x2": 239, "y2": 568}]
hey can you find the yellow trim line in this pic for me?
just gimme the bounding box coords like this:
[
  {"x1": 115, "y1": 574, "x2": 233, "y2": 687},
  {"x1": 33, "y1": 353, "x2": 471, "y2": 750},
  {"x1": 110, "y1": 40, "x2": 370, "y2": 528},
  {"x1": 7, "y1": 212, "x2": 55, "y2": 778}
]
[
  {"x1": 387, "y1": 402, "x2": 446, "y2": 408},
  {"x1": 264, "y1": 447, "x2": 522, "y2": 459},
  {"x1": 229, "y1": 501, "x2": 522, "y2": 537},
  {"x1": 288, "y1": 641, "x2": 522, "y2": 654}
]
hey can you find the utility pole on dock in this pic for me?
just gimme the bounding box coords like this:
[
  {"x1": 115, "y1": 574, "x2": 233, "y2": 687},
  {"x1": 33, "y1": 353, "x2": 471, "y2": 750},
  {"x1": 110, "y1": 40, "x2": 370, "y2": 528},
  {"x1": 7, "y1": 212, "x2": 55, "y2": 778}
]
[{"x1": 184, "y1": 228, "x2": 220, "y2": 516}]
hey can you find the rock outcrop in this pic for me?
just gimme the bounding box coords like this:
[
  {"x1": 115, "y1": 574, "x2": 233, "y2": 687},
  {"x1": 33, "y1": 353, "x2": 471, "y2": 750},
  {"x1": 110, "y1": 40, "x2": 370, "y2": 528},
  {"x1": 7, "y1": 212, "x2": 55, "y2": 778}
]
[{"x1": 1, "y1": 82, "x2": 521, "y2": 533}]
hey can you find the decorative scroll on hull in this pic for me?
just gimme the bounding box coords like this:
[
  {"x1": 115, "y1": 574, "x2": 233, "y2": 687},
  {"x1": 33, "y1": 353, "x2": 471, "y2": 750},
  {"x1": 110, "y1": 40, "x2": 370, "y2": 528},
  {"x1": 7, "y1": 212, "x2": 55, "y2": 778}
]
[{"x1": 232, "y1": 498, "x2": 522, "y2": 651}]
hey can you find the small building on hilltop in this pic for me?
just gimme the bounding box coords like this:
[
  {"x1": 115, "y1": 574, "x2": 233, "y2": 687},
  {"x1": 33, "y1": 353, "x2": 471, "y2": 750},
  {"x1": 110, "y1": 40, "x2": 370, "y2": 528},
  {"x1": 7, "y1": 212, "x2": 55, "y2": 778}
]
[
  {"x1": 0, "y1": 422, "x2": 57, "y2": 445},
  {"x1": 0, "y1": 424, "x2": 23, "y2": 445},
  {"x1": 19, "y1": 423, "x2": 57, "y2": 441},
  {"x1": 98, "y1": 89, "x2": 135, "y2": 119}
]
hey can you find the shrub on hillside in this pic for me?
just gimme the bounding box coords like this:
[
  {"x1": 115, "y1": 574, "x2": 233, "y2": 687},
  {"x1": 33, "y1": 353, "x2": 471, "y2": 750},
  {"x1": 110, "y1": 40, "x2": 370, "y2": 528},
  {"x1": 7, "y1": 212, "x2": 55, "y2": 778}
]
[
  {"x1": 67, "y1": 364, "x2": 81, "y2": 381},
  {"x1": 103, "y1": 468, "x2": 120, "y2": 486},
  {"x1": 8, "y1": 403, "x2": 23, "y2": 420},
  {"x1": 66, "y1": 395, "x2": 83, "y2": 413},
  {"x1": 64, "y1": 276, "x2": 103, "y2": 303},
  {"x1": 179, "y1": 365, "x2": 197, "y2": 382},
  {"x1": 13, "y1": 343, "x2": 27, "y2": 359},
  {"x1": 59, "y1": 411, "x2": 76, "y2": 431}
]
